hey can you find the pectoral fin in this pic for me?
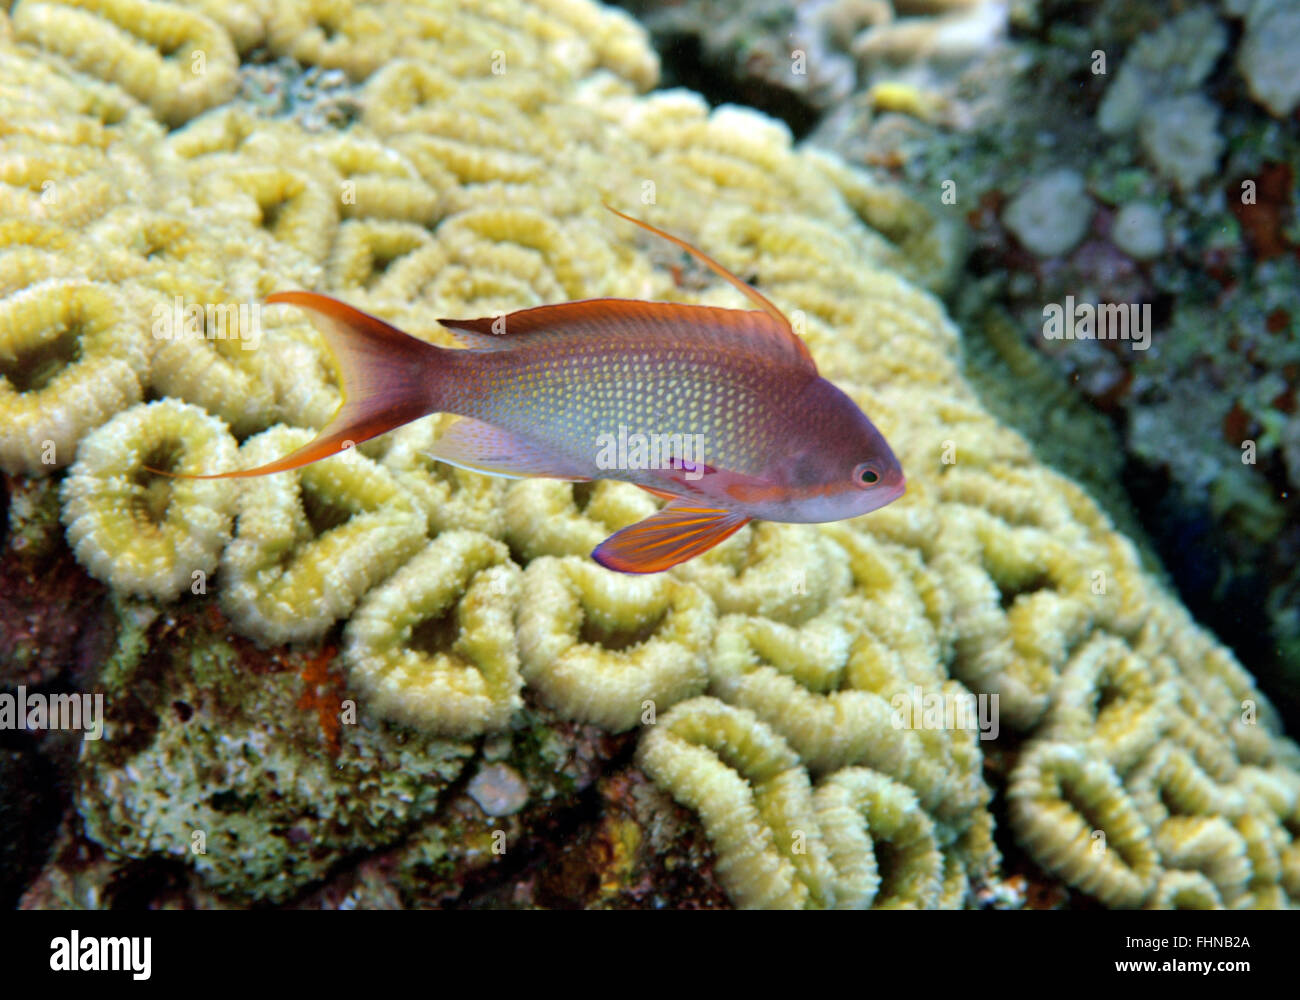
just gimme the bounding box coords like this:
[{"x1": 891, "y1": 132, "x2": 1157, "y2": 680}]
[{"x1": 592, "y1": 500, "x2": 749, "y2": 573}]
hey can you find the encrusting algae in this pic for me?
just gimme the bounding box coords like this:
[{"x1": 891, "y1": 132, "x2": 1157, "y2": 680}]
[{"x1": 2, "y1": 0, "x2": 1300, "y2": 909}]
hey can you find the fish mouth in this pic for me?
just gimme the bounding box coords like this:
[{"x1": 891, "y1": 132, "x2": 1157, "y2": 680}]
[
  {"x1": 881, "y1": 472, "x2": 906, "y2": 505},
  {"x1": 852, "y1": 472, "x2": 904, "y2": 518}
]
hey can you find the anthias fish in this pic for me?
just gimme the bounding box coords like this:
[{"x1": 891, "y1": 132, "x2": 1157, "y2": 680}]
[{"x1": 183, "y1": 208, "x2": 905, "y2": 572}]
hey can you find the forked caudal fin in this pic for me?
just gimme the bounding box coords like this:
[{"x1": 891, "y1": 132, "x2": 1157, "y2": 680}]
[{"x1": 150, "y1": 292, "x2": 446, "y2": 479}]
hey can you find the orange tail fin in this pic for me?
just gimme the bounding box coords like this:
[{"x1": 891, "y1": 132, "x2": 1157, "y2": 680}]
[{"x1": 156, "y1": 292, "x2": 446, "y2": 479}]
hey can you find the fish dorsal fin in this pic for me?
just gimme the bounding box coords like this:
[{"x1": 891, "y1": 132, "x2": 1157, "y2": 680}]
[
  {"x1": 423, "y1": 416, "x2": 590, "y2": 481},
  {"x1": 591, "y1": 500, "x2": 750, "y2": 574},
  {"x1": 440, "y1": 299, "x2": 816, "y2": 371}
]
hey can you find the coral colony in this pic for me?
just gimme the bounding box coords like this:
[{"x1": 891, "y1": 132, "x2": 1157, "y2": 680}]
[{"x1": 1, "y1": 0, "x2": 1298, "y2": 909}]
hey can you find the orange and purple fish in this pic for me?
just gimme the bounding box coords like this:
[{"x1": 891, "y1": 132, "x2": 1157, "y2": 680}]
[{"x1": 183, "y1": 208, "x2": 905, "y2": 572}]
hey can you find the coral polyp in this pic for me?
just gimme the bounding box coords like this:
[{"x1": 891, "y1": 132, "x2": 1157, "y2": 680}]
[
  {"x1": 0, "y1": 279, "x2": 149, "y2": 475},
  {"x1": 343, "y1": 530, "x2": 524, "y2": 737},
  {"x1": 60, "y1": 399, "x2": 238, "y2": 600},
  {"x1": 219, "y1": 426, "x2": 426, "y2": 645},
  {"x1": 517, "y1": 556, "x2": 714, "y2": 732}
]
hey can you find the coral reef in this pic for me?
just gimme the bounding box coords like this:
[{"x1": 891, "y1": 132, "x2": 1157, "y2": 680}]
[
  {"x1": 12, "y1": 0, "x2": 240, "y2": 127},
  {"x1": 1109, "y1": 201, "x2": 1164, "y2": 262},
  {"x1": 0, "y1": 280, "x2": 150, "y2": 474},
  {"x1": 219, "y1": 425, "x2": 427, "y2": 645},
  {"x1": 60, "y1": 400, "x2": 239, "y2": 600},
  {"x1": 1096, "y1": 7, "x2": 1226, "y2": 134},
  {"x1": 380, "y1": 415, "x2": 508, "y2": 536},
  {"x1": 343, "y1": 530, "x2": 524, "y2": 737},
  {"x1": 1236, "y1": 0, "x2": 1300, "y2": 118},
  {"x1": 1138, "y1": 94, "x2": 1223, "y2": 193},
  {"x1": 615, "y1": 0, "x2": 1010, "y2": 136},
  {"x1": 1001, "y1": 168, "x2": 1093, "y2": 258},
  {"x1": 638, "y1": 697, "x2": 838, "y2": 908},
  {"x1": 74, "y1": 605, "x2": 476, "y2": 904},
  {"x1": 518, "y1": 555, "x2": 715, "y2": 732},
  {"x1": 2, "y1": 0, "x2": 1299, "y2": 910}
]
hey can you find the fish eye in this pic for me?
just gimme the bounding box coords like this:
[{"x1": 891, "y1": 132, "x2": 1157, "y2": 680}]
[{"x1": 854, "y1": 463, "x2": 880, "y2": 487}]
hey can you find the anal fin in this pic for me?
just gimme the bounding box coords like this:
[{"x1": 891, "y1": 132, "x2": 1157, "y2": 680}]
[
  {"x1": 592, "y1": 500, "x2": 749, "y2": 573},
  {"x1": 423, "y1": 417, "x2": 589, "y2": 481}
]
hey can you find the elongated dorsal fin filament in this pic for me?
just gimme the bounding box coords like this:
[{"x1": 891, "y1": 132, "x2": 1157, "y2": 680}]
[{"x1": 602, "y1": 204, "x2": 812, "y2": 365}]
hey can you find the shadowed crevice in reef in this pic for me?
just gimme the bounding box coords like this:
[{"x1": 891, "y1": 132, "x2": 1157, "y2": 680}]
[
  {"x1": 0, "y1": 745, "x2": 67, "y2": 908},
  {"x1": 1124, "y1": 455, "x2": 1295, "y2": 730},
  {"x1": 649, "y1": 33, "x2": 823, "y2": 140}
]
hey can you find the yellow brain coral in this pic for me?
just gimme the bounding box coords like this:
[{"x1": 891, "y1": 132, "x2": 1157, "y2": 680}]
[
  {"x1": 517, "y1": 554, "x2": 715, "y2": 731},
  {"x1": 4, "y1": 0, "x2": 1299, "y2": 910},
  {"x1": 0, "y1": 279, "x2": 149, "y2": 474},
  {"x1": 638, "y1": 697, "x2": 837, "y2": 909},
  {"x1": 219, "y1": 425, "x2": 427, "y2": 645},
  {"x1": 13, "y1": 0, "x2": 240, "y2": 126},
  {"x1": 343, "y1": 530, "x2": 524, "y2": 737},
  {"x1": 60, "y1": 399, "x2": 239, "y2": 600}
]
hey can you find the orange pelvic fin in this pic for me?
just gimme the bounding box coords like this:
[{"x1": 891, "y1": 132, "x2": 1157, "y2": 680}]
[
  {"x1": 592, "y1": 500, "x2": 750, "y2": 573},
  {"x1": 152, "y1": 292, "x2": 444, "y2": 479},
  {"x1": 602, "y1": 204, "x2": 813, "y2": 366}
]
